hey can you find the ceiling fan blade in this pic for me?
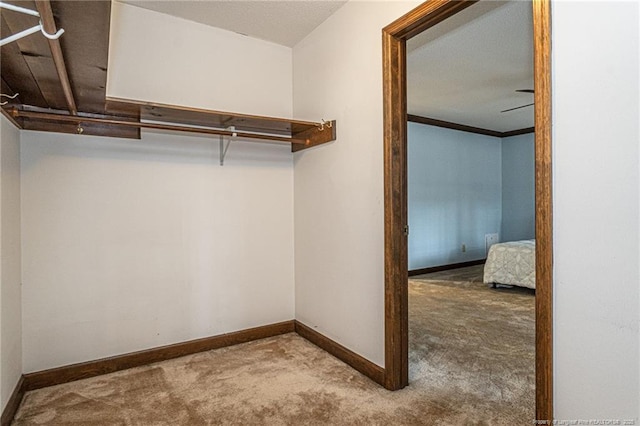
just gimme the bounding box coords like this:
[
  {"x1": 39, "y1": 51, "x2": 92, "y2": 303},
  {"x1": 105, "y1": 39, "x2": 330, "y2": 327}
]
[
  {"x1": 516, "y1": 89, "x2": 535, "y2": 93},
  {"x1": 500, "y1": 103, "x2": 534, "y2": 113}
]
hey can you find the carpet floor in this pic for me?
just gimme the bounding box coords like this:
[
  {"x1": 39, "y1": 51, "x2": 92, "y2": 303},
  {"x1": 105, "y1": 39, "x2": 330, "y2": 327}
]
[{"x1": 13, "y1": 266, "x2": 535, "y2": 425}]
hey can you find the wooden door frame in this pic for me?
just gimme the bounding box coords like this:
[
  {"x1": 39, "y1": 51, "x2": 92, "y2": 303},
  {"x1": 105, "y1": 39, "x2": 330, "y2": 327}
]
[{"x1": 382, "y1": 0, "x2": 553, "y2": 423}]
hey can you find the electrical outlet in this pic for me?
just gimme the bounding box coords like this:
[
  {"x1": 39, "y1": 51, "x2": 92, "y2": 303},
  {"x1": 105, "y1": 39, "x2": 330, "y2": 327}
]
[{"x1": 461, "y1": 244, "x2": 466, "y2": 252}]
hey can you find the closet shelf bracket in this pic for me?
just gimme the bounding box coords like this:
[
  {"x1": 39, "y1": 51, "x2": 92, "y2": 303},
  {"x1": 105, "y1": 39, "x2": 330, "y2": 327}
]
[{"x1": 219, "y1": 126, "x2": 236, "y2": 166}]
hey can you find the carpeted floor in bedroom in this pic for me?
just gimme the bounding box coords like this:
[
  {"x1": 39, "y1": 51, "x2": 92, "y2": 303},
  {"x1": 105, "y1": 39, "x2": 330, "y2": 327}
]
[{"x1": 12, "y1": 265, "x2": 535, "y2": 425}]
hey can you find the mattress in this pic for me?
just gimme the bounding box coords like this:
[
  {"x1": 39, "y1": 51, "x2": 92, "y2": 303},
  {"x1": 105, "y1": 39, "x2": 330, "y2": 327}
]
[{"x1": 483, "y1": 239, "x2": 536, "y2": 289}]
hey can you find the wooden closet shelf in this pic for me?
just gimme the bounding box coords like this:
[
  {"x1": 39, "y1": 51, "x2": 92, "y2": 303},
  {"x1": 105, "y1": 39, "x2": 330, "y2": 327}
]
[
  {"x1": 0, "y1": 2, "x2": 335, "y2": 152},
  {"x1": 5, "y1": 99, "x2": 337, "y2": 152}
]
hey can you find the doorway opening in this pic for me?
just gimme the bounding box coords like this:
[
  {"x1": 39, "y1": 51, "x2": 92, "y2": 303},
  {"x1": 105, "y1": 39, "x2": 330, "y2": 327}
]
[{"x1": 382, "y1": 0, "x2": 552, "y2": 423}]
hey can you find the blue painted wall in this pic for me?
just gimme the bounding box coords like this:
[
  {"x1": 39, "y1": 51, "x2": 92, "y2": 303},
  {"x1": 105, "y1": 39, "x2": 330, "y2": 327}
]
[
  {"x1": 408, "y1": 123, "x2": 502, "y2": 269},
  {"x1": 408, "y1": 123, "x2": 535, "y2": 270},
  {"x1": 501, "y1": 133, "x2": 535, "y2": 242}
]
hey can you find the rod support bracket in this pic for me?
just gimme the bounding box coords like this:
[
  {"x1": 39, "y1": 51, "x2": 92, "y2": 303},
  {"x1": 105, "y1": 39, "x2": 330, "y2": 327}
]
[{"x1": 219, "y1": 126, "x2": 236, "y2": 166}]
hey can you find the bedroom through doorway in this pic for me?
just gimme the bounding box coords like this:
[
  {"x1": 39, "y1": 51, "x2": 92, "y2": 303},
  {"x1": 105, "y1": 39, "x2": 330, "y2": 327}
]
[
  {"x1": 390, "y1": 0, "x2": 545, "y2": 423},
  {"x1": 383, "y1": 1, "x2": 552, "y2": 422}
]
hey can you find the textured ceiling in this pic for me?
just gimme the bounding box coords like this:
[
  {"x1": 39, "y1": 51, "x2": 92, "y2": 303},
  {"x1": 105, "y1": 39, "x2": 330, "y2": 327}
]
[
  {"x1": 407, "y1": 1, "x2": 534, "y2": 133},
  {"x1": 120, "y1": 0, "x2": 346, "y2": 47}
]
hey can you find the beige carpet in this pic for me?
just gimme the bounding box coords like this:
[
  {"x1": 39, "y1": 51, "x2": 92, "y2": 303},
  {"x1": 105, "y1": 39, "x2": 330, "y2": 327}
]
[{"x1": 13, "y1": 266, "x2": 535, "y2": 425}]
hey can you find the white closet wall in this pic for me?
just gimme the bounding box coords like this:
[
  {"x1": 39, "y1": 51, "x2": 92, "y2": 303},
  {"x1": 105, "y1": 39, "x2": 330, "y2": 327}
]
[
  {"x1": 0, "y1": 114, "x2": 22, "y2": 410},
  {"x1": 21, "y1": 1, "x2": 296, "y2": 372},
  {"x1": 21, "y1": 130, "x2": 295, "y2": 372},
  {"x1": 107, "y1": 1, "x2": 293, "y2": 118}
]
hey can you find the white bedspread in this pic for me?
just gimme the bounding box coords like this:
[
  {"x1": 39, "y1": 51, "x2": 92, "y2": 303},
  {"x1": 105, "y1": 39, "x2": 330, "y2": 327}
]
[{"x1": 483, "y1": 239, "x2": 536, "y2": 289}]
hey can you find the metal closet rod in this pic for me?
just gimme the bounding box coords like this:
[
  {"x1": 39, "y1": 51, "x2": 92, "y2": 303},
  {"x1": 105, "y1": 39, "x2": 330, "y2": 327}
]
[{"x1": 12, "y1": 109, "x2": 309, "y2": 144}]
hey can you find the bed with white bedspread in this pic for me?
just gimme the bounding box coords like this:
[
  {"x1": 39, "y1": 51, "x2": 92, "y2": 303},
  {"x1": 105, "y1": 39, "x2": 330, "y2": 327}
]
[{"x1": 483, "y1": 239, "x2": 536, "y2": 289}]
